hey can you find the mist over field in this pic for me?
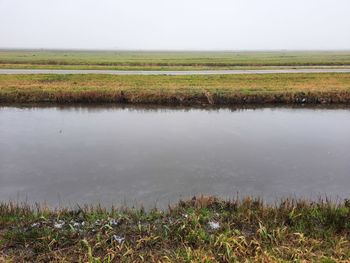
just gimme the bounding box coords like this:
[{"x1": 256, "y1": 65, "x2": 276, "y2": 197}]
[{"x1": 0, "y1": 0, "x2": 350, "y2": 50}]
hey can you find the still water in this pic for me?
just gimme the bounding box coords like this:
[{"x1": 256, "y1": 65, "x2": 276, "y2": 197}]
[{"x1": 0, "y1": 106, "x2": 349, "y2": 207}]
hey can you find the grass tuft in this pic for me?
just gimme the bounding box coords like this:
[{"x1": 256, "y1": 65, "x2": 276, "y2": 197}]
[{"x1": 1, "y1": 196, "x2": 350, "y2": 262}]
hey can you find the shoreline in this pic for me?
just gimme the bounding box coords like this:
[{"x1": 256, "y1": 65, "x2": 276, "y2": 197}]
[
  {"x1": 1, "y1": 196, "x2": 350, "y2": 262},
  {"x1": 1, "y1": 91, "x2": 350, "y2": 105},
  {"x1": 2, "y1": 102, "x2": 350, "y2": 110},
  {"x1": 1, "y1": 73, "x2": 350, "y2": 106}
]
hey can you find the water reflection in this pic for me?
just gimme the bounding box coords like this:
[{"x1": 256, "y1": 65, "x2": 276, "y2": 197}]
[{"x1": 0, "y1": 106, "x2": 349, "y2": 208}]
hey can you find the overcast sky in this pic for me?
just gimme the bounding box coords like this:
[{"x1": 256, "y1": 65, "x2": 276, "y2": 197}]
[{"x1": 0, "y1": 0, "x2": 349, "y2": 50}]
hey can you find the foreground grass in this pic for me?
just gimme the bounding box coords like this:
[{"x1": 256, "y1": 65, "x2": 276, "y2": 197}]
[
  {"x1": 1, "y1": 196, "x2": 350, "y2": 262},
  {"x1": 1, "y1": 50, "x2": 350, "y2": 70},
  {"x1": 0, "y1": 73, "x2": 350, "y2": 105}
]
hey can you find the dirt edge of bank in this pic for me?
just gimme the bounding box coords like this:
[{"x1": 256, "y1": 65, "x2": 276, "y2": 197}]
[{"x1": 1, "y1": 91, "x2": 350, "y2": 105}]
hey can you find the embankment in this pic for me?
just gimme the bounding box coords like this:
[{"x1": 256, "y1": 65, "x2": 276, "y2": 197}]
[
  {"x1": 1, "y1": 73, "x2": 350, "y2": 105},
  {"x1": 1, "y1": 196, "x2": 350, "y2": 262}
]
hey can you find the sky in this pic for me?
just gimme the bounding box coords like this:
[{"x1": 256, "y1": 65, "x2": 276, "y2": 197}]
[{"x1": 0, "y1": 0, "x2": 349, "y2": 50}]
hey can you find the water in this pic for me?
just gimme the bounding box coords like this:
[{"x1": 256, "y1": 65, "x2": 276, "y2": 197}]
[{"x1": 0, "y1": 106, "x2": 349, "y2": 208}]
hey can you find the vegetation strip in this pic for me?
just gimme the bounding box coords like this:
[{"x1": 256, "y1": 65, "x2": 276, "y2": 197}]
[
  {"x1": 2, "y1": 69, "x2": 350, "y2": 75},
  {"x1": 2, "y1": 64, "x2": 350, "y2": 71},
  {"x1": 1, "y1": 50, "x2": 350, "y2": 70},
  {"x1": 1, "y1": 196, "x2": 350, "y2": 262},
  {"x1": 0, "y1": 73, "x2": 350, "y2": 105}
]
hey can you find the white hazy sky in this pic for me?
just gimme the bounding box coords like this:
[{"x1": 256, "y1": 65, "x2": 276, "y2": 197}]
[{"x1": 0, "y1": 0, "x2": 349, "y2": 50}]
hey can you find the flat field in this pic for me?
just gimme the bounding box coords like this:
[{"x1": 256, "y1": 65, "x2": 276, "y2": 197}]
[
  {"x1": 1, "y1": 50, "x2": 350, "y2": 70},
  {"x1": 0, "y1": 73, "x2": 349, "y2": 104}
]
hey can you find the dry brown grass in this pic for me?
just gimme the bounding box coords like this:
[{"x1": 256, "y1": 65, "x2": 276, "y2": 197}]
[
  {"x1": 0, "y1": 73, "x2": 350, "y2": 105},
  {"x1": 1, "y1": 196, "x2": 350, "y2": 262}
]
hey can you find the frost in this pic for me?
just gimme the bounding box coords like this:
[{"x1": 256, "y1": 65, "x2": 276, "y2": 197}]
[
  {"x1": 73, "y1": 221, "x2": 84, "y2": 228},
  {"x1": 54, "y1": 220, "x2": 65, "y2": 229},
  {"x1": 109, "y1": 219, "x2": 119, "y2": 227},
  {"x1": 112, "y1": 235, "x2": 125, "y2": 244},
  {"x1": 31, "y1": 222, "x2": 40, "y2": 228},
  {"x1": 208, "y1": 221, "x2": 220, "y2": 230}
]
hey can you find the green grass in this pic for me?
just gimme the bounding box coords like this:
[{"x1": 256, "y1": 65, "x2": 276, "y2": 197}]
[
  {"x1": 1, "y1": 196, "x2": 350, "y2": 262},
  {"x1": 1, "y1": 50, "x2": 350, "y2": 70},
  {"x1": 0, "y1": 73, "x2": 350, "y2": 105}
]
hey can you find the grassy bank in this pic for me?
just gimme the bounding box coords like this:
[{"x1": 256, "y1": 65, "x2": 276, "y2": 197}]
[
  {"x1": 1, "y1": 50, "x2": 350, "y2": 70},
  {"x1": 1, "y1": 197, "x2": 350, "y2": 262},
  {"x1": 0, "y1": 73, "x2": 350, "y2": 105}
]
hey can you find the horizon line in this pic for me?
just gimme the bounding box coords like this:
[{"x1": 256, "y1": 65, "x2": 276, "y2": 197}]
[{"x1": 1, "y1": 48, "x2": 350, "y2": 52}]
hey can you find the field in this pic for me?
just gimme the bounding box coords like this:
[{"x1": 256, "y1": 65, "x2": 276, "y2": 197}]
[
  {"x1": 1, "y1": 51, "x2": 349, "y2": 105},
  {"x1": 1, "y1": 196, "x2": 350, "y2": 262},
  {"x1": 1, "y1": 50, "x2": 350, "y2": 70},
  {"x1": 1, "y1": 52, "x2": 350, "y2": 262},
  {"x1": 0, "y1": 73, "x2": 349, "y2": 105}
]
